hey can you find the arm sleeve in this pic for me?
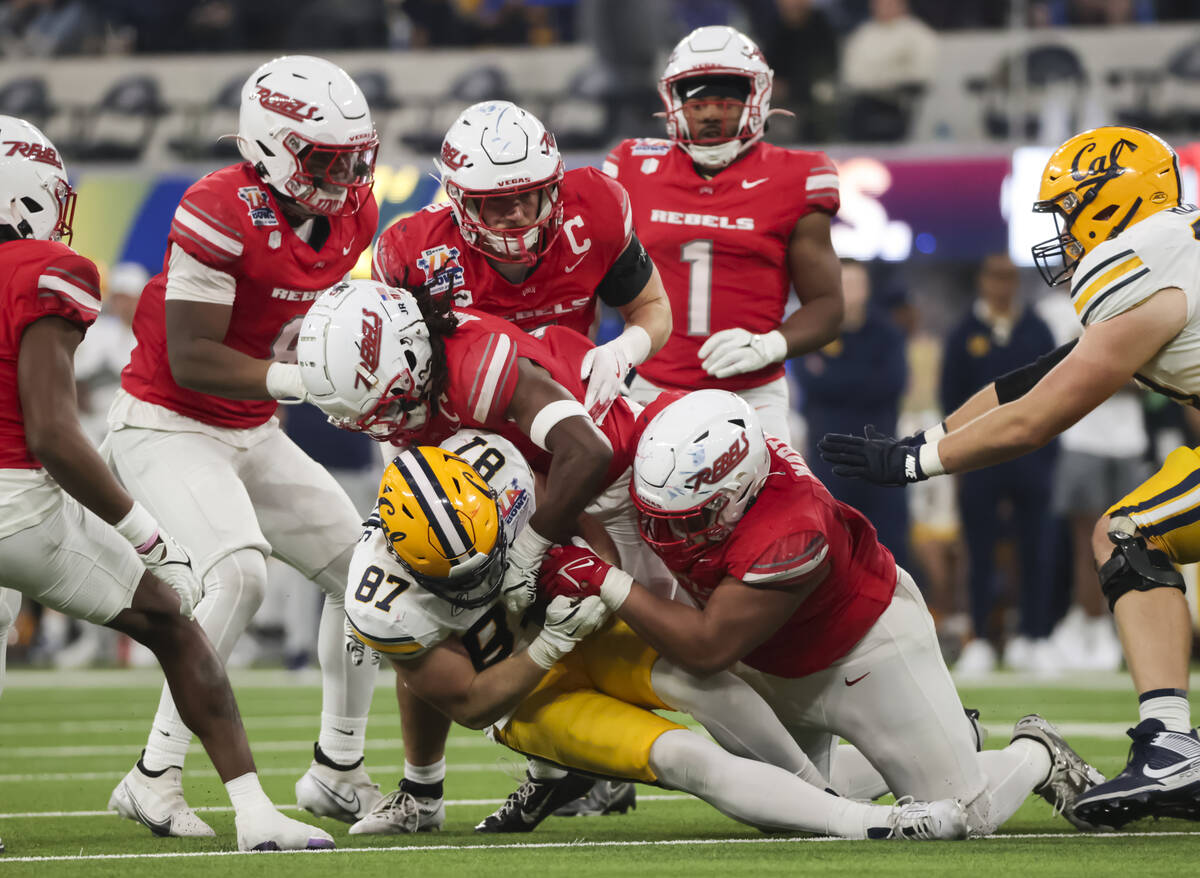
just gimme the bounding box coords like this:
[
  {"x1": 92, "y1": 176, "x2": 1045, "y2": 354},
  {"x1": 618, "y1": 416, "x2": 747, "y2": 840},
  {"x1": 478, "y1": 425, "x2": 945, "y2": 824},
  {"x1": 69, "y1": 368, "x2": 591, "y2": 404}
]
[
  {"x1": 595, "y1": 232, "x2": 654, "y2": 308},
  {"x1": 163, "y1": 244, "x2": 237, "y2": 305},
  {"x1": 28, "y1": 251, "x2": 102, "y2": 331},
  {"x1": 994, "y1": 338, "x2": 1078, "y2": 404}
]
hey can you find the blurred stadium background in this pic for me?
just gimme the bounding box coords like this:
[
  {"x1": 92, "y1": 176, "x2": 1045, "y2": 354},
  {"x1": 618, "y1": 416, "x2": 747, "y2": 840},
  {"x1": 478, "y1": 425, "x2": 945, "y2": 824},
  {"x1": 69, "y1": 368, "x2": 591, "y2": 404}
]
[{"x1": 5, "y1": 1, "x2": 1200, "y2": 682}]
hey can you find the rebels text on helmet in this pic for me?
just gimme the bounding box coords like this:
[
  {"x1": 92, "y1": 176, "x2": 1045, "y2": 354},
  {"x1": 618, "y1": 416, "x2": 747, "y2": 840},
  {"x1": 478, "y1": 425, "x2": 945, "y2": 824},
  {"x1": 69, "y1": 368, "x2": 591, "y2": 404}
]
[{"x1": 684, "y1": 433, "x2": 749, "y2": 491}]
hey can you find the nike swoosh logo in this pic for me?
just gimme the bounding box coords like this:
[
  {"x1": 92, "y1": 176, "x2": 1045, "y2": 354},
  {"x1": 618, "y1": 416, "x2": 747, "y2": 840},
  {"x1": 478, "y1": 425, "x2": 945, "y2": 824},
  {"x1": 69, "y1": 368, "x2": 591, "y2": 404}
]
[
  {"x1": 741, "y1": 178, "x2": 769, "y2": 189},
  {"x1": 1144, "y1": 760, "x2": 1200, "y2": 780},
  {"x1": 564, "y1": 254, "x2": 586, "y2": 273},
  {"x1": 310, "y1": 775, "x2": 360, "y2": 813},
  {"x1": 126, "y1": 791, "x2": 174, "y2": 836},
  {"x1": 332, "y1": 727, "x2": 355, "y2": 735},
  {"x1": 844, "y1": 672, "x2": 870, "y2": 687},
  {"x1": 685, "y1": 85, "x2": 706, "y2": 99},
  {"x1": 342, "y1": 242, "x2": 353, "y2": 255}
]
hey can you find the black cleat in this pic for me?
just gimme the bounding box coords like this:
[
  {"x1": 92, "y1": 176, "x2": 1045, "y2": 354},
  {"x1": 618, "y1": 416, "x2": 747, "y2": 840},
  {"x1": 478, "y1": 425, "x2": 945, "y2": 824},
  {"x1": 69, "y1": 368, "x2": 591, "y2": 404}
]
[{"x1": 475, "y1": 771, "x2": 596, "y2": 833}]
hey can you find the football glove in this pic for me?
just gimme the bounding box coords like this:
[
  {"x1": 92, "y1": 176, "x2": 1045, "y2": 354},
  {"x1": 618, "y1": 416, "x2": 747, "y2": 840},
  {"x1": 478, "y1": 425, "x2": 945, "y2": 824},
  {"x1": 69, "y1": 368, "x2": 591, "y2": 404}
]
[
  {"x1": 525, "y1": 594, "x2": 610, "y2": 670},
  {"x1": 265, "y1": 362, "x2": 310, "y2": 405},
  {"x1": 817, "y1": 425, "x2": 928, "y2": 487},
  {"x1": 538, "y1": 544, "x2": 633, "y2": 610},
  {"x1": 114, "y1": 502, "x2": 203, "y2": 618},
  {"x1": 579, "y1": 326, "x2": 650, "y2": 423},
  {"x1": 500, "y1": 526, "x2": 552, "y2": 616},
  {"x1": 698, "y1": 328, "x2": 787, "y2": 379}
]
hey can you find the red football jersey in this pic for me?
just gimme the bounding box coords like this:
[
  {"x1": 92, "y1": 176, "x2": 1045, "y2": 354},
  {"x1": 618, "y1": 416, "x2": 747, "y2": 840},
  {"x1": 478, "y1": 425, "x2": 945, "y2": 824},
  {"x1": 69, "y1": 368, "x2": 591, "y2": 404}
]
[
  {"x1": 407, "y1": 309, "x2": 636, "y2": 488},
  {"x1": 604, "y1": 139, "x2": 839, "y2": 391},
  {"x1": 0, "y1": 240, "x2": 101, "y2": 468},
  {"x1": 122, "y1": 163, "x2": 379, "y2": 429},
  {"x1": 633, "y1": 408, "x2": 895, "y2": 677},
  {"x1": 372, "y1": 167, "x2": 632, "y2": 337}
]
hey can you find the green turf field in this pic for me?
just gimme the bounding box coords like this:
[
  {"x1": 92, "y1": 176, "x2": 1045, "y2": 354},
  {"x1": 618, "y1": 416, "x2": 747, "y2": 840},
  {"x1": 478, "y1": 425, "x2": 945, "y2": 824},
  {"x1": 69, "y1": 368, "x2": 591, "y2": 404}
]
[{"x1": 2, "y1": 668, "x2": 1198, "y2": 877}]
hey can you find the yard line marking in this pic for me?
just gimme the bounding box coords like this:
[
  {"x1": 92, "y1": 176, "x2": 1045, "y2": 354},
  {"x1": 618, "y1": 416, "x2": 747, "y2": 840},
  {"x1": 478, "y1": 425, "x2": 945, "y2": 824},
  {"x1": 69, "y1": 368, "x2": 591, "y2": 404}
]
[
  {"x1": 3, "y1": 831, "x2": 1200, "y2": 863},
  {"x1": 0, "y1": 715, "x2": 405, "y2": 735},
  {"x1": 0, "y1": 762, "x2": 516, "y2": 785},
  {"x1": 0, "y1": 795, "x2": 692, "y2": 820}
]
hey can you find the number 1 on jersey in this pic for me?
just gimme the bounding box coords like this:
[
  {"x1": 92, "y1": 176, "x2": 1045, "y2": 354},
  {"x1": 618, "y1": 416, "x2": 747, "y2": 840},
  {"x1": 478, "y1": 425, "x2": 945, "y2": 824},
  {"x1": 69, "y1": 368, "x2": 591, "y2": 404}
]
[{"x1": 681, "y1": 239, "x2": 713, "y2": 337}]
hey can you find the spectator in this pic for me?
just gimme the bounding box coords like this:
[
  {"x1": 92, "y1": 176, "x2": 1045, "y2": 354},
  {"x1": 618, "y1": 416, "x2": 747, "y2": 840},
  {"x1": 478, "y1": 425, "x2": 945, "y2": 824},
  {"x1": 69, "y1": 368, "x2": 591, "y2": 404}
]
[
  {"x1": 1037, "y1": 292, "x2": 1147, "y2": 672},
  {"x1": 939, "y1": 254, "x2": 1059, "y2": 675},
  {"x1": 797, "y1": 260, "x2": 910, "y2": 568},
  {"x1": 755, "y1": 0, "x2": 839, "y2": 142},
  {"x1": 840, "y1": 0, "x2": 938, "y2": 141}
]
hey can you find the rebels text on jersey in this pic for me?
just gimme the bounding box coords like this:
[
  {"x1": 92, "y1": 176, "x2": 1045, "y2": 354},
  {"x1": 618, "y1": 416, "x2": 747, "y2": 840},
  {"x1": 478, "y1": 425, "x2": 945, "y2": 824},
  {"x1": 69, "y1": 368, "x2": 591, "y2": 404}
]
[
  {"x1": 0, "y1": 240, "x2": 101, "y2": 468},
  {"x1": 121, "y1": 163, "x2": 379, "y2": 428},
  {"x1": 413, "y1": 309, "x2": 637, "y2": 488},
  {"x1": 635, "y1": 413, "x2": 895, "y2": 677},
  {"x1": 604, "y1": 139, "x2": 839, "y2": 391},
  {"x1": 372, "y1": 167, "x2": 633, "y2": 336}
]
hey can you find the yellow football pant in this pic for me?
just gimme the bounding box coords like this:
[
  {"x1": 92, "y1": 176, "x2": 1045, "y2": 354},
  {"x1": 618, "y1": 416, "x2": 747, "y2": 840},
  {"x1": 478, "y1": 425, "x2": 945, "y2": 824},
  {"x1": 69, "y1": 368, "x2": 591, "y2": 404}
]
[
  {"x1": 1109, "y1": 444, "x2": 1200, "y2": 563},
  {"x1": 495, "y1": 619, "x2": 686, "y2": 783}
]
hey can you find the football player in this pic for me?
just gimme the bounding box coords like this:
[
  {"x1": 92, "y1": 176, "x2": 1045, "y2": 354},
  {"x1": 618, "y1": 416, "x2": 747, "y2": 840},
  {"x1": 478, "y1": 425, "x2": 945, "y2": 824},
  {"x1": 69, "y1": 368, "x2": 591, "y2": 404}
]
[
  {"x1": 568, "y1": 389, "x2": 1103, "y2": 837},
  {"x1": 819, "y1": 126, "x2": 1200, "y2": 828},
  {"x1": 603, "y1": 25, "x2": 843, "y2": 440},
  {"x1": 100, "y1": 57, "x2": 385, "y2": 836},
  {"x1": 0, "y1": 115, "x2": 331, "y2": 851},
  {"x1": 340, "y1": 431, "x2": 967, "y2": 840},
  {"x1": 373, "y1": 100, "x2": 672, "y2": 423}
]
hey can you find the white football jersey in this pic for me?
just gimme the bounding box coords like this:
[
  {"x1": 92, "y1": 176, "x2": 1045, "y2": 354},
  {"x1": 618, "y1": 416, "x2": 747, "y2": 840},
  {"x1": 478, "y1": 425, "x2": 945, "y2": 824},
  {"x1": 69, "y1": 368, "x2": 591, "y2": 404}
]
[
  {"x1": 345, "y1": 430, "x2": 536, "y2": 667},
  {"x1": 1071, "y1": 204, "x2": 1200, "y2": 403}
]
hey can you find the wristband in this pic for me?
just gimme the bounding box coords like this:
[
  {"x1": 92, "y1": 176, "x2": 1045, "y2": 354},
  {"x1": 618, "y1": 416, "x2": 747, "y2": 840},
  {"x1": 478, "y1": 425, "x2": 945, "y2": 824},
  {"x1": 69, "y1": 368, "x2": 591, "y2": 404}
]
[
  {"x1": 599, "y1": 567, "x2": 634, "y2": 611},
  {"x1": 525, "y1": 631, "x2": 566, "y2": 670},
  {"x1": 917, "y1": 440, "x2": 946, "y2": 478},
  {"x1": 266, "y1": 362, "x2": 306, "y2": 402},
  {"x1": 617, "y1": 324, "x2": 652, "y2": 367},
  {"x1": 529, "y1": 399, "x2": 589, "y2": 450},
  {"x1": 924, "y1": 421, "x2": 947, "y2": 443},
  {"x1": 115, "y1": 501, "x2": 159, "y2": 554}
]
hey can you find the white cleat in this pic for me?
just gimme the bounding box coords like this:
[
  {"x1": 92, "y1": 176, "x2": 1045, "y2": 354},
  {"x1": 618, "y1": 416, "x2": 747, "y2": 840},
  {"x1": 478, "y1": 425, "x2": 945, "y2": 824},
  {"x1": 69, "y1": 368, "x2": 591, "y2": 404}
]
[
  {"x1": 349, "y1": 787, "x2": 445, "y2": 834},
  {"x1": 870, "y1": 797, "x2": 969, "y2": 840},
  {"x1": 235, "y1": 806, "x2": 335, "y2": 852},
  {"x1": 294, "y1": 750, "x2": 382, "y2": 823},
  {"x1": 108, "y1": 763, "x2": 214, "y2": 838}
]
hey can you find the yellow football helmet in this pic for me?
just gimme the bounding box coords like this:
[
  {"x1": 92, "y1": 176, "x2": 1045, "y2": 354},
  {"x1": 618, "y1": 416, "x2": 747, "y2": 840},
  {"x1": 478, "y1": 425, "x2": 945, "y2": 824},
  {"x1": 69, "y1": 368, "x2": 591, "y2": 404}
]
[
  {"x1": 376, "y1": 447, "x2": 506, "y2": 609},
  {"x1": 1032, "y1": 126, "x2": 1181, "y2": 285}
]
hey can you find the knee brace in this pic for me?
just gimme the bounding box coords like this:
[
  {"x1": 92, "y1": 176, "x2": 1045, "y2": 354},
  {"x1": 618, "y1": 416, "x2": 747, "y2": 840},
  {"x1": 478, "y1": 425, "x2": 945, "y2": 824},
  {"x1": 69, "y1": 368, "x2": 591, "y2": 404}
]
[{"x1": 1098, "y1": 519, "x2": 1184, "y2": 612}]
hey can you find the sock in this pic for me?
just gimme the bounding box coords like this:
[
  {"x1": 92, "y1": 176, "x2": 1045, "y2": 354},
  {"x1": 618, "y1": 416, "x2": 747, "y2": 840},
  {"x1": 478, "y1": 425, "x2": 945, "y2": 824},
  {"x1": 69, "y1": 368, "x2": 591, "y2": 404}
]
[
  {"x1": 403, "y1": 757, "x2": 445, "y2": 798},
  {"x1": 225, "y1": 772, "x2": 273, "y2": 816},
  {"x1": 528, "y1": 758, "x2": 568, "y2": 781},
  {"x1": 142, "y1": 715, "x2": 193, "y2": 772},
  {"x1": 318, "y1": 713, "x2": 368, "y2": 766},
  {"x1": 1139, "y1": 689, "x2": 1191, "y2": 733}
]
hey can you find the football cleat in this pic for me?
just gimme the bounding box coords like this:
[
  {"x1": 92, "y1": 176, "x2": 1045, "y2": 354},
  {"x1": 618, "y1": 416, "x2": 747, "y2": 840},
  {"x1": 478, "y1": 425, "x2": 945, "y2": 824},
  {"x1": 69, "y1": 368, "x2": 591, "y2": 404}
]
[
  {"x1": 1073, "y1": 719, "x2": 1200, "y2": 829},
  {"x1": 294, "y1": 745, "x2": 382, "y2": 823},
  {"x1": 1011, "y1": 714, "x2": 1105, "y2": 830},
  {"x1": 868, "y1": 796, "x2": 968, "y2": 841},
  {"x1": 235, "y1": 806, "x2": 335, "y2": 852},
  {"x1": 475, "y1": 771, "x2": 596, "y2": 833},
  {"x1": 108, "y1": 761, "x2": 215, "y2": 838},
  {"x1": 553, "y1": 780, "x2": 637, "y2": 817},
  {"x1": 349, "y1": 785, "x2": 445, "y2": 834}
]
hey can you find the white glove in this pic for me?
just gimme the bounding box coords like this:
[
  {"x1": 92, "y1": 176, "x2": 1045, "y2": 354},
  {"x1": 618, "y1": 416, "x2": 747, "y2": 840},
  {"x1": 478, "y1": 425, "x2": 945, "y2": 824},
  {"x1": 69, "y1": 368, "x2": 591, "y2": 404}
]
[
  {"x1": 500, "y1": 526, "x2": 552, "y2": 615},
  {"x1": 698, "y1": 328, "x2": 787, "y2": 379},
  {"x1": 525, "y1": 594, "x2": 611, "y2": 670},
  {"x1": 114, "y1": 502, "x2": 203, "y2": 619},
  {"x1": 579, "y1": 325, "x2": 651, "y2": 423},
  {"x1": 265, "y1": 362, "x2": 310, "y2": 405}
]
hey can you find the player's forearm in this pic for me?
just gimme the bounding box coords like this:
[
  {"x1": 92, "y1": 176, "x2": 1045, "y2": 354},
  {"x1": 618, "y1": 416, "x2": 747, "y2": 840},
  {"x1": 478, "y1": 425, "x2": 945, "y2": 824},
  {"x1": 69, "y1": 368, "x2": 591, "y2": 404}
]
[
  {"x1": 620, "y1": 273, "x2": 672, "y2": 355},
  {"x1": 32, "y1": 424, "x2": 135, "y2": 525},
  {"x1": 937, "y1": 398, "x2": 1055, "y2": 474},
  {"x1": 615, "y1": 586, "x2": 740, "y2": 677},
  {"x1": 777, "y1": 295, "x2": 843, "y2": 358},
  {"x1": 450, "y1": 653, "x2": 549, "y2": 730},
  {"x1": 167, "y1": 337, "x2": 273, "y2": 400},
  {"x1": 942, "y1": 382, "x2": 1000, "y2": 433},
  {"x1": 530, "y1": 431, "x2": 611, "y2": 543}
]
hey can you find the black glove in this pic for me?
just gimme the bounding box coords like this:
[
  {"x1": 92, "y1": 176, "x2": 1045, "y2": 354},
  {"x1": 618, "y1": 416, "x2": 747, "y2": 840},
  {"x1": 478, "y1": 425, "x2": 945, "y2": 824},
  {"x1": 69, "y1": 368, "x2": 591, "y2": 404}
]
[{"x1": 817, "y1": 425, "x2": 927, "y2": 486}]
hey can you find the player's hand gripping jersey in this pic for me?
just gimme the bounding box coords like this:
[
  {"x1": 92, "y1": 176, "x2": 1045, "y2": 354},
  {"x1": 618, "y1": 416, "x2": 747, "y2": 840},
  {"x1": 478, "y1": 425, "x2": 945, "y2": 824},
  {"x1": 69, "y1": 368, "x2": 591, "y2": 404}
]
[
  {"x1": 415, "y1": 309, "x2": 639, "y2": 487},
  {"x1": 604, "y1": 139, "x2": 838, "y2": 391},
  {"x1": 632, "y1": 397, "x2": 895, "y2": 678},
  {"x1": 372, "y1": 168, "x2": 634, "y2": 336},
  {"x1": 346, "y1": 431, "x2": 537, "y2": 664},
  {"x1": 121, "y1": 163, "x2": 379, "y2": 428},
  {"x1": 1071, "y1": 204, "x2": 1200, "y2": 403},
  {"x1": 0, "y1": 239, "x2": 100, "y2": 468}
]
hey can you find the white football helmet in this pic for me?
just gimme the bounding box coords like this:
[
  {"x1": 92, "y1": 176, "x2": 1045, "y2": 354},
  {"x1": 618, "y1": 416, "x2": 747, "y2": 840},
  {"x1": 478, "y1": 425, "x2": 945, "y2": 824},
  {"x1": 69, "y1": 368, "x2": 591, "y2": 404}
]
[
  {"x1": 658, "y1": 26, "x2": 774, "y2": 169},
  {"x1": 0, "y1": 115, "x2": 75, "y2": 243},
  {"x1": 631, "y1": 389, "x2": 770, "y2": 564},
  {"x1": 297, "y1": 279, "x2": 433, "y2": 442},
  {"x1": 237, "y1": 55, "x2": 378, "y2": 216},
  {"x1": 434, "y1": 101, "x2": 564, "y2": 264}
]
